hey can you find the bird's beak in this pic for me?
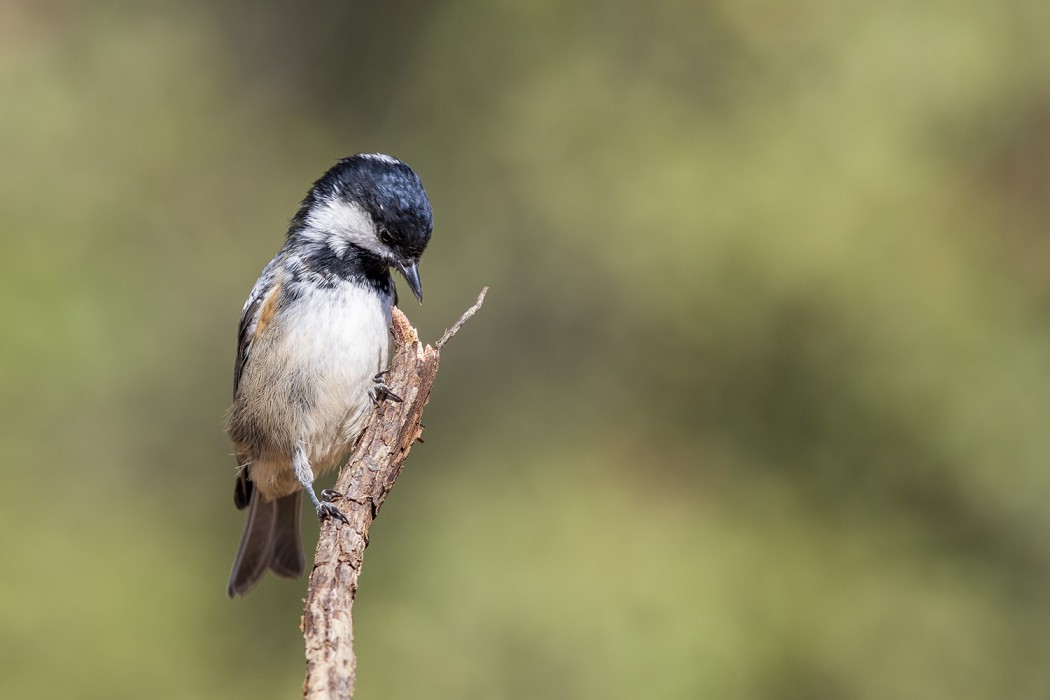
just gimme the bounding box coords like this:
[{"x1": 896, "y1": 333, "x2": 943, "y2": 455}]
[{"x1": 397, "y1": 260, "x2": 424, "y2": 303}]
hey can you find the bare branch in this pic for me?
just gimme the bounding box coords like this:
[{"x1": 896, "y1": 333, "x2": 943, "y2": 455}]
[{"x1": 301, "y1": 291, "x2": 486, "y2": 699}]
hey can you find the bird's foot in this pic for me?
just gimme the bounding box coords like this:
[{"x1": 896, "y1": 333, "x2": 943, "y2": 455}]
[
  {"x1": 316, "y1": 501, "x2": 350, "y2": 525},
  {"x1": 369, "y1": 370, "x2": 402, "y2": 404}
]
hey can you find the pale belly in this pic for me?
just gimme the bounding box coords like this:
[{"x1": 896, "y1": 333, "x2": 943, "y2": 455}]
[{"x1": 229, "y1": 282, "x2": 390, "y2": 499}]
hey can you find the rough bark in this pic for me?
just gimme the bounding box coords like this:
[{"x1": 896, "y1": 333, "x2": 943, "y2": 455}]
[{"x1": 301, "y1": 288, "x2": 487, "y2": 700}]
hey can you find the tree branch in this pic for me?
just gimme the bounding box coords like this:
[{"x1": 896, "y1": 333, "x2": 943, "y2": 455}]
[{"x1": 301, "y1": 288, "x2": 487, "y2": 700}]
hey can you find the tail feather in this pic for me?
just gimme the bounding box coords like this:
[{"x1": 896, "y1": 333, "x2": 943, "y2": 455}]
[
  {"x1": 233, "y1": 471, "x2": 252, "y2": 510},
  {"x1": 227, "y1": 489, "x2": 305, "y2": 597},
  {"x1": 269, "y1": 494, "x2": 305, "y2": 579}
]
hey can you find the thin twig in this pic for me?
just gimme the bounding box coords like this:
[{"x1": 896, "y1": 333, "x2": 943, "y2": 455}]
[{"x1": 436, "y1": 287, "x2": 488, "y2": 349}]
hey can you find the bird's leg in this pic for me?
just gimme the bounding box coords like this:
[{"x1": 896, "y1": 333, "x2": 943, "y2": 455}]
[
  {"x1": 293, "y1": 440, "x2": 348, "y2": 524},
  {"x1": 369, "y1": 369, "x2": 403, "y2": 404}
]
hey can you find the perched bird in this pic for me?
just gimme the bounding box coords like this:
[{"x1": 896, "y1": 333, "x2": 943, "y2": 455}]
[{"x1": 225, "y1": 154, "x2": 433, "y2": 597}]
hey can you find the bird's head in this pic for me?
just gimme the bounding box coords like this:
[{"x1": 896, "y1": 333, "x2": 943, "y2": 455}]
[{"x1": 293, "y1": 153, "x2": 433, "y2": 302}]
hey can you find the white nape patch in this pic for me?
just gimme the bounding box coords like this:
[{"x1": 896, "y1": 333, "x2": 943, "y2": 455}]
[
  {"x1": 303, "y1": 197, "x2": 389, "y2": 259},
  {"x1": 359, "y1": 153, "x2": 399, "y2": 165}
]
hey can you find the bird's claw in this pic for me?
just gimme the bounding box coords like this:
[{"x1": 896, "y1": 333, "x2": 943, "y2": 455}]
[
  {"x1": 321, "y1": 489, "x2": 344, "y2": 503},
  {"x1": 316, "y1": 501, "x2": 349, "y2": 525},
  {"x1": 370, "y1": 370, "x2": 402, "y2": 404}
]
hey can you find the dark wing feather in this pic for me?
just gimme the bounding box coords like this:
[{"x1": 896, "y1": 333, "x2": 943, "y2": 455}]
[
  {"x1": 230, "y1": 258, "x2": 282, "y2": 510},
  {"x1": 233, "y1": 294, "x2": 263, "y2": 398},
  {"x1": 232, "y1": 257, "x2": 281, "y2": 398}
]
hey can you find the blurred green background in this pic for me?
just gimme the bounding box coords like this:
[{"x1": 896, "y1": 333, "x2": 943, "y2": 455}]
[{"x1": 2, "y1": 0, "x2": 1049, "y2": 697}]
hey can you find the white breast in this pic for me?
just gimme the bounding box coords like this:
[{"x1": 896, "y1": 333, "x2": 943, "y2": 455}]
[
  {"x1": 236, "y1": 279, "x2": 390, "y2": 493},
  {"x1": 282, "y1": 282, "x2": 389, "y2": 464}
]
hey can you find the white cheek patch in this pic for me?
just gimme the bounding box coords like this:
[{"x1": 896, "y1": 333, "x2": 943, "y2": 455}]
[{"x1": 304, "y1": 197, "x2": 387, "y2": 258}]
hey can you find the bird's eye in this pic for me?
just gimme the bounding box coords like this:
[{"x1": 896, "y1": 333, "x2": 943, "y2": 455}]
[{"x1": 378, "y1": 229, "x2": 394, "y2": 247}]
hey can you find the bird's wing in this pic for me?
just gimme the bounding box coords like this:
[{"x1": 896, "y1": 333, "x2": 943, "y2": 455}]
[{"x1": 233, "y1": 257, "x2": 282, "y2": 399}]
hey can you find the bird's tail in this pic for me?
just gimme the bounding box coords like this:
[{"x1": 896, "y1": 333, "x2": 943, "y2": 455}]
[{"x1": 227, "y1": 487, "x2": 305, "y2": 597}]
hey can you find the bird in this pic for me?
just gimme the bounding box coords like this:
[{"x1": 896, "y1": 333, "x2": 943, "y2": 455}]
[{"x1": 225, "y1": 153, "x2": 433, "y2": 597}]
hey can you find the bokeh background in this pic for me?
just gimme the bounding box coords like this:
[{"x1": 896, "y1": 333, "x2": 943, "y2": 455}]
[{"x1": 2, "y1": 1, "x2": 1050, "y2": 697}]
